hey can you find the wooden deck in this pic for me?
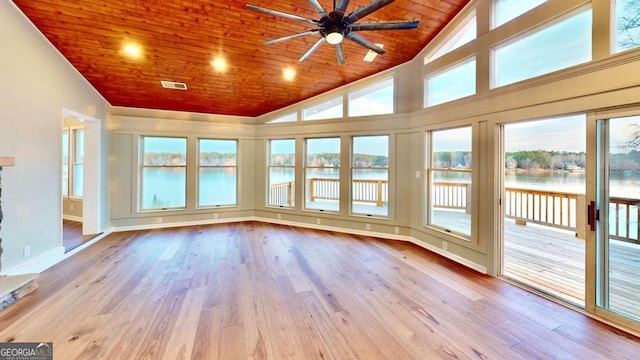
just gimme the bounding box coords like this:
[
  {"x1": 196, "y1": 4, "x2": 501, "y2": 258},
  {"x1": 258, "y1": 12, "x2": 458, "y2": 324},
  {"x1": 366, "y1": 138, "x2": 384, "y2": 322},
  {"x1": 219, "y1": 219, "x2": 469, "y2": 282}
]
[{"x1": 503, "y1": 219, "x2": 640, "y2": 321}]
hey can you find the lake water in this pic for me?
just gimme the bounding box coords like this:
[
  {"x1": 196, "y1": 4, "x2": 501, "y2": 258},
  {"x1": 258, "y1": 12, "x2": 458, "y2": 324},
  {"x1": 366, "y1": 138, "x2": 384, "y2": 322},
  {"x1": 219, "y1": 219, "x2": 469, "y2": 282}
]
[{"x1": 141, "y1": 167, "x2": 640, "y2": 209}]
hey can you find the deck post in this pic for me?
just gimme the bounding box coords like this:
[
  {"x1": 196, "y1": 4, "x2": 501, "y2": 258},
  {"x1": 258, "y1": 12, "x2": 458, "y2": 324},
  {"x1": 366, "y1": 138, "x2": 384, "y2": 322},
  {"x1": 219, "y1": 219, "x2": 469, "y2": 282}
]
[
  {"x1": 465, "y1": 183, "x2": 472, "y2": 214},
  {"x1": 288, "y1": 181, "x2": 294, "y2": 206},
  {"x1": 309, "y1": 179, "x2": 315, "y2": 202},
  {"x1": 377, "y1": 180, "x2": 383, "y2": 207}
]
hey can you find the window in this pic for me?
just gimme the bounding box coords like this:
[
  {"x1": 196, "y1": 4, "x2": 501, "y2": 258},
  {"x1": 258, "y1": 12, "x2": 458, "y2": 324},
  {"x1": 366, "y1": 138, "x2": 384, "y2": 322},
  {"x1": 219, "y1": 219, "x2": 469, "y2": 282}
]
[
  {"x1": 268, "y1": 112, "x2": 297, "y2": 123},
  {"x1": 62, "y1": 127, "x2": 83, "y2": 198},
  {"x1": 426, "y1": 13, "x2": 476, "y2": 63},
  {"x1": 62, "y1": 129, "x2": 69, "y2": 197},
  {"x1": 492, "y1": 8, "x2": 592, "y2": 88},
  {"x1": 426, "y1": 127, "x2": 472, "y2": 238},
  {"x1": 305, "y1": 137, "x2": 340, "y2": 212},
  {"x1": 615, "y1": 0, "x2": 640, "y2": 53},
  {"x1": 424, "y1": 57, "x2": 476, "y2": 107},
  {"x1": 351, "y1": 135, "x2": 389, "y2": 217},
  {"x1": 348, "y1": 78, "x2": 394, "y2": 117},
  {"x1": 492, "y1": 0, "x2": 547, "y2": 29},
  {"x1": 302, "y1": 96, "x2": 343, "y2": 120},
  {"x1": 71, "y1": 128, "x2": 84, "y2": 197},
  {"x1": 140, "y1": 136, "x2": 187, "y2": 210},
  {"x1": 268, "y1": 139, "x2": 296, "y2": 208},
  {"x1": 198, "y1": 139, "x2": 237, "y2": 207}
]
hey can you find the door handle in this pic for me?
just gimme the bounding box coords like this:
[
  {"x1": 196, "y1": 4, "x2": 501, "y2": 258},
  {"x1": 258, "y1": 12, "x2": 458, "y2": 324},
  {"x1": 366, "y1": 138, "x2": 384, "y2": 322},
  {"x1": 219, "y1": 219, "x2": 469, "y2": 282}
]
[{"x1": 588, "y1": 201, "x2": 598, "y2": 232}]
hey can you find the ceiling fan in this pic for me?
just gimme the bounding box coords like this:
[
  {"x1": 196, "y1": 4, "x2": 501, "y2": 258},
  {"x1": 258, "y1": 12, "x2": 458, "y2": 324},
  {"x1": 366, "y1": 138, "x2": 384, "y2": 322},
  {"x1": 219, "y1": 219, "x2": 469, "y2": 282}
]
[{"x1": 246, "y1": 0, "x2": 419, "y2": 65}]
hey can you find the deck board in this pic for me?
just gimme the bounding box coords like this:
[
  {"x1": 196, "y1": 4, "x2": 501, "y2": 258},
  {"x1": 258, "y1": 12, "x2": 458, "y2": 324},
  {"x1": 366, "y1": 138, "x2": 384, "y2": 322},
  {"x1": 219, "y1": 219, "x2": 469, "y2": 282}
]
[{"x1": 503, "y1": 219, "x2": 640, "y2": 321}]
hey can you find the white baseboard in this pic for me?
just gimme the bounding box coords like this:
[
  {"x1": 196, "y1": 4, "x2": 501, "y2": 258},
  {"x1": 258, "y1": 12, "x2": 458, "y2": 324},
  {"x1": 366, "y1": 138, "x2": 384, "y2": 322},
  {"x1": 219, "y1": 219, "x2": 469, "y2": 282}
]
[
  {"x1": 1, "y1": 246, "x2": 66, "y2": 276},
  {"x1": 112, "y1": 216, "x2": 487, "y2": 274},
  {"x1": 62, "y1": 215, "x2": 83, "y2": 222}
]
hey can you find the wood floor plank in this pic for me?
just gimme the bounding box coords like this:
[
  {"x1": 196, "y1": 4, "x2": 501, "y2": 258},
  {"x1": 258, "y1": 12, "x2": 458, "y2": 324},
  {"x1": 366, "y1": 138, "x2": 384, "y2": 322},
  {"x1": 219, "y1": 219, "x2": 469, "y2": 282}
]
[{"x1": 0, "y1": 222, "x2": 638, "y2": 360}]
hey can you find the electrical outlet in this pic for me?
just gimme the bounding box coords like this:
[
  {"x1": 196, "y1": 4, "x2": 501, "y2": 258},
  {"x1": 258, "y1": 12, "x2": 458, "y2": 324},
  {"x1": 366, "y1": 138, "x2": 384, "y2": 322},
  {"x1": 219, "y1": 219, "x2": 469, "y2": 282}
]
[
  {"x1": 366, "y1": 224, "x2": 371, "y2": 231},
  {"x1": 157, "y1": 217, "x2": 163, "y2": 224},
  {"x1": 394, "y1": 227, "x2": 400, "y2": 234},
  {"x1": 316, "y1": 218, "x2": 321, "y2": 225},
  {"x1": 415, "y1": 171, "x2": 421, "y2": 179},
  {"x1": 442, "y1": 241, "x2": 448, "y2": 251},
  {"x1": 24, "y1": 246, "x2": 31, "y2": 257},
  {"x1": 277, "y1": 213, "x2": 282, "y2": 220},
  {"x1": 213, "y1": 213, "x2": 218, "y2": 220}
]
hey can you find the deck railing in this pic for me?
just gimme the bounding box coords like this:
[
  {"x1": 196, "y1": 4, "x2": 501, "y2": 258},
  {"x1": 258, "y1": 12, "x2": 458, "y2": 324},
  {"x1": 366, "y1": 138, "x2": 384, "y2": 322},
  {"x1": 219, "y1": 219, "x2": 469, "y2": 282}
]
[
  {"x1": 609, "y1": 197, "x2": 640, "y2": 244},
  {"x1": 269, "y1": 179, "x2": 639, "y2": 244},
  {"x1": 269, "y1": 181, "x2": 295, "y2": 207},
  {"x1": 504, "y1": 188, "x2": 583, "y2": 235}
]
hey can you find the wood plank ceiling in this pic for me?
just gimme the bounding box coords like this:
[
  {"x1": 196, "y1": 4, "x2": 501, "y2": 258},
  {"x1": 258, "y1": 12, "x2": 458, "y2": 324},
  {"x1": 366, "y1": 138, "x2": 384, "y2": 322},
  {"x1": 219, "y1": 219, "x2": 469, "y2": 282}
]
[{"x1": 13, "y1": 0, "x2": 469, "y2": 117}]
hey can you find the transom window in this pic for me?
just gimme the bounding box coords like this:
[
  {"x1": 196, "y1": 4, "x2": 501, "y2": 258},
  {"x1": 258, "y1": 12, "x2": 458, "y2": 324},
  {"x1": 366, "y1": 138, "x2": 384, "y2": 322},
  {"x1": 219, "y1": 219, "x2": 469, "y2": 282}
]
[
  {"x1": 426, "y1": 12, "x2": 476, "y2": 63},
  {"x1": 492, "y1": 8, "x2": 592, "y2": 88},
  {"x1": 615, "y1": 0, "x2": 640, "y2": 53},
  {"x1": 303, "y1": 96, "x2": 343, "y2": 121},
  {"x1": 492, "y1": 0, "x2": 547, "y2": 29},
  {"x1": 198, "y1": 139, "x2": 238, "y2": 207},
  {"x1": 424, "y1": 57, "x2": 476, "y2": 107},
  {"x1": 140, "y1": 136, "x2": 187, "y2": 211},
  {"x1": 348, "y1": 78, "x2": 394, "y2": 117}
]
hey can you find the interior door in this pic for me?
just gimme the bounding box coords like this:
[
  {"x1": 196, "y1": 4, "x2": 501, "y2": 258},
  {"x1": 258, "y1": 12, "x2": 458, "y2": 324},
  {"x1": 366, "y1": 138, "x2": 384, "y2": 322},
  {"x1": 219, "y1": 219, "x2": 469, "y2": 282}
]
[{"x1": 595, "y1": 115, "x2": 640, "y2": 325}]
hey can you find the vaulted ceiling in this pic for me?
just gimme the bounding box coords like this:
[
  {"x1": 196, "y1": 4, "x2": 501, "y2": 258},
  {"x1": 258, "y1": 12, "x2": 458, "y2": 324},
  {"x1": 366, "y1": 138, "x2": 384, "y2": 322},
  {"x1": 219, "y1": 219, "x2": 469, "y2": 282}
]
[{"x1": 14, "y1": 0, "x2": 469, "y2": 117}]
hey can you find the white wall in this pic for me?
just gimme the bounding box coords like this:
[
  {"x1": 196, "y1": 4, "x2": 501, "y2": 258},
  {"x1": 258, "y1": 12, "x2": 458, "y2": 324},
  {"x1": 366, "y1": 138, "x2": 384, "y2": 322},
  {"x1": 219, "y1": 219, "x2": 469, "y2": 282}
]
[{"x1": 0, "y1": 2, "x2": 108, "y2": 273}]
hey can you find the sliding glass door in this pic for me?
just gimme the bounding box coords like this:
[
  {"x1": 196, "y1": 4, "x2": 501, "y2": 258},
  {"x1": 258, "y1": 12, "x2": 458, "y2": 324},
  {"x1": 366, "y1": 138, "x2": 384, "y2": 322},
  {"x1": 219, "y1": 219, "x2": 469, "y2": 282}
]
[{"x1": 595, "y1": 115, "x2": 640, "y2": 325}]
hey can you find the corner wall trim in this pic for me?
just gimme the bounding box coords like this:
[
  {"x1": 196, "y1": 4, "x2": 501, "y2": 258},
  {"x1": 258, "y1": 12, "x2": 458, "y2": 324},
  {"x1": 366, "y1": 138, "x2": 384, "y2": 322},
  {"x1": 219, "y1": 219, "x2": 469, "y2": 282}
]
[{"x1": 111, "y1": 216, "x2": 487, "y2": 274}]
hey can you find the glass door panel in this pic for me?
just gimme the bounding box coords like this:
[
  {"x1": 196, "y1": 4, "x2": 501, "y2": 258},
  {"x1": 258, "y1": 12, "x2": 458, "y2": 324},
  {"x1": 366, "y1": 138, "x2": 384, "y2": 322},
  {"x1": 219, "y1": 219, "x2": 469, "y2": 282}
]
[{"x1": 596, "y1": 116, "x2": 640, "y2": 322}]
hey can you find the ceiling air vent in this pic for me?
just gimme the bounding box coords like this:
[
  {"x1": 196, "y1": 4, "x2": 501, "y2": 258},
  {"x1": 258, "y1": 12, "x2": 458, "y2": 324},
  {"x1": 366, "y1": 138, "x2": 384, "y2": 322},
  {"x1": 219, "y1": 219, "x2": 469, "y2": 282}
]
[{"x1": 160, "y1": 80, "x2": 187, "y2": 90}]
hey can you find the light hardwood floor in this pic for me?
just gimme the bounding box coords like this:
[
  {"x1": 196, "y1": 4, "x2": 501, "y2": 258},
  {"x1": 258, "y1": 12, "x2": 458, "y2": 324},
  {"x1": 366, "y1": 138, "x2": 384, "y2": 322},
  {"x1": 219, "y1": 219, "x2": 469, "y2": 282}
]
[
  {"x1": 63, "y1": 219, "x2": 101, "y2": 252},
  {"x1": 1, "y1": 222, "x2": 639, "y2": 359}
]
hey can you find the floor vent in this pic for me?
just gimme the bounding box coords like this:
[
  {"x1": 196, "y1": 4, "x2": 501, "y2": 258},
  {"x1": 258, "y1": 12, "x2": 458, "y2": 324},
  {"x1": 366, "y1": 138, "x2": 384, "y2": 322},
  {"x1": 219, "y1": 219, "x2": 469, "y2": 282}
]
[{"x1": 160, "y1": 81, "x2": 187, "y2": 90}]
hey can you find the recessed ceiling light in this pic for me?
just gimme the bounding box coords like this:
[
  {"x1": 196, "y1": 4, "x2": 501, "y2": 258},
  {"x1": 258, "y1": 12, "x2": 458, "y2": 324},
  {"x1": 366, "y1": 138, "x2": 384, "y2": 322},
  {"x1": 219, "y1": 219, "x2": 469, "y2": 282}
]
[
  {"x1": 211, "y1": 57, "x2": 227, "y2": 72},
  {"x1": 363, "y1": 44, "x2": 384, "y2": 62},
  {"x1": 122, "y1": 42, "x2": 143, "y2": 59},
  {"x1": 283, "y1": 68, "x2": 296, "y2": 81}
]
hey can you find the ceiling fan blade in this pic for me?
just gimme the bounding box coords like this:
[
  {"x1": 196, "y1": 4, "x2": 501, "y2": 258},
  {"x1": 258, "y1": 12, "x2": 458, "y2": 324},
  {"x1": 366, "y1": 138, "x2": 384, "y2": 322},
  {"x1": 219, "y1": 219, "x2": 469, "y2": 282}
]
[
  {"x1": 346, "y1": 0, "x2": 396, "y2": 23},
  {"x1": 247, "y1": 4, "x2": 319, "y2": 26},
  {"x1": 346, "y1": 33, "x2": 386, "y2": 54},
  {"x1": 350, "y1": 21, "x2": 419, "y2": 31},
  {"x1": 299, "y1": 38, "x2": 327, "y2": 62},
  {"x1": 336, "y1": 0, "x2": 351, "y2": 13},
  {"x1": 335, "y1": 43, "x2": 346, "y2": 66},
  {"x1": 264, "y1": 30, "x2": 320, "y2": 45},
  {"x1": 307, "y1": 0, "x2": 328, "y2": 18}
]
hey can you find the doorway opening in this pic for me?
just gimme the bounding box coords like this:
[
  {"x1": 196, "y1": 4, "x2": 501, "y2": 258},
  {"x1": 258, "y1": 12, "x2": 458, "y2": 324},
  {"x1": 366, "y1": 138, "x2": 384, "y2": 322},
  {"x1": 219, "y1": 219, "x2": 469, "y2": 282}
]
[
  {"x1": 501, "y1": 114, "x2": 586, "y2": 306},
  {"x1": 61, "y1": 110, "x2": 102, "y2": 252}
]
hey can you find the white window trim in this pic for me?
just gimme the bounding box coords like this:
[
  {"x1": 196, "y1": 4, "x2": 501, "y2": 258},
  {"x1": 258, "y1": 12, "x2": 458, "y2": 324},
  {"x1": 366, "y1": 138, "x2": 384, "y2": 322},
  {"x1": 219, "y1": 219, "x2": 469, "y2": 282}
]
[
  {"x1": 197, "y1": 138, "x2": 239, "y2": 209},
  {"x1": 139, "y1": 136, "x2": 188, "y2": 212}
]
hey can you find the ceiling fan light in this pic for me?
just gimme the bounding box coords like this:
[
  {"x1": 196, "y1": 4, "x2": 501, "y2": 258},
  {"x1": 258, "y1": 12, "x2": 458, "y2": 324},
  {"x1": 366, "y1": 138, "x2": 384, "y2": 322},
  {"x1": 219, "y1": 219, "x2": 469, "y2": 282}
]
[{"x1": 326, "y1": 32, "x2": 344, "y2": 45}]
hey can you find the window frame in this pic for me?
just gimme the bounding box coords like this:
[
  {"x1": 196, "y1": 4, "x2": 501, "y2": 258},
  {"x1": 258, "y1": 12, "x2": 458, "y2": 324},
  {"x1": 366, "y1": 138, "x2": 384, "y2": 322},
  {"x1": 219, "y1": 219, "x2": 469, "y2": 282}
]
[
  {"x1": 425, "y1": 126, "x2": 473, "y2": 240},
  {"x1": 304, "y1": 137, "x2": 341, "y2": 213},
  {"x1": 347, "y1": 77, "x2": 395, "y2": 117},
  {"x1": 490, "y1": 6, "x2": 593, "y2": 88},
  {"x1": 425, "y1": 10, "x2": 477, "y2": 64},
  {"x1": 267, "y1": 138, "x2": 296, "y2": 209},
  {"x1": 139, "y1": 136, "x2": 188, "y2": 212},
  {"x1": 70, "y1": 127, "x2": 84, "y2": 198},
  {"x1": 197, "y1": 138, "x2": 239, "y2": 209},
  {"x1": 302, "y1": 96, "x2": 344, "y2": 121},
  {"x1": 62, "y1": 128, "x2": 70, "y2": 198},
  {"x1": 424, "y1": 56, "x2": 477, "y2": 107},
  {"x1": 350, "y1": 135, "x2": 390, "y2": 218}
]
